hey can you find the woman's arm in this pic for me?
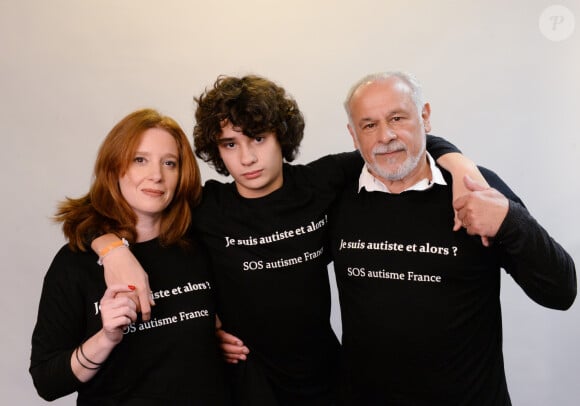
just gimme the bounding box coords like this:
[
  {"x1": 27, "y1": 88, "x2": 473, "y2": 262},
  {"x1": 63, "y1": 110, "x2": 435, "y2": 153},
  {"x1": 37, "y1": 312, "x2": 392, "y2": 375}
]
[
  {"x1": 30, "y1": 254, "x2": 136, "y2": 400},
  {"x1": 70, "y1": 285, "x2": 137, "y2": 382}
]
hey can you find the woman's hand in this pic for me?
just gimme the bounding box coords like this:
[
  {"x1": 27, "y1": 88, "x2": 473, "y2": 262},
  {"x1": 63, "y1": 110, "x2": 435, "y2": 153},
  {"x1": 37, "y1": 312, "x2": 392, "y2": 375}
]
[{"x1": 99, "y1": 284, "x2": 138, "y2": 344}]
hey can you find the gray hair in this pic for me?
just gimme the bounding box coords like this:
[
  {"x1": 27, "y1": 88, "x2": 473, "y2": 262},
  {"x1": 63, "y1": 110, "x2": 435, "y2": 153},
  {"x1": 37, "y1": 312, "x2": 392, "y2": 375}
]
[{"x1": 343, "y1": 71, "x2": 425, "y2": 124}]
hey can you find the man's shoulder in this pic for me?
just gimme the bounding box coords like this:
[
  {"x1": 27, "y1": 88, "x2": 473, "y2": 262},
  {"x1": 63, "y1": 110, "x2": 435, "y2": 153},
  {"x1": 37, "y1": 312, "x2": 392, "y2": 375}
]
[{"x1": 437, "y1": 165, "x2": 523, "y2": 205}]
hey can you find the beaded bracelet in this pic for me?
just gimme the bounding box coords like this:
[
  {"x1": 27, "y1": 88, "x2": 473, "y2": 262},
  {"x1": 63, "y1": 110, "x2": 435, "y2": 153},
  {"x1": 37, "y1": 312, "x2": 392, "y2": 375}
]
[{"x1": 97, "y1": 238, "x2": 129, "y2": 266}]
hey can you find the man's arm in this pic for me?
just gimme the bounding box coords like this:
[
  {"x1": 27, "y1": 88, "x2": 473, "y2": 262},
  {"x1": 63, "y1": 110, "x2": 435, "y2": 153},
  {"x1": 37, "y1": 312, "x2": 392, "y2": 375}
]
[
  {"x1": 454, "y1": 172, "x2": 577, "y2": 310},
  {"x1": 495, "y1": 200, "x2": 576, "y2": 309},
  {"x1": 91, "y1": 234, "x2": 154, "y2": 321}
]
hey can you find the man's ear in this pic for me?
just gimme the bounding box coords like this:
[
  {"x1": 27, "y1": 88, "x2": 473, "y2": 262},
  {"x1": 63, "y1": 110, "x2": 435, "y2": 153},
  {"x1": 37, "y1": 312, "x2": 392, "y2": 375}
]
[
  {"x1": 347, "y1": 124, "x2": 359, "y2": 150},
  {"x1": 422, "y1": 103, "x2": 432, "y2": 133}
]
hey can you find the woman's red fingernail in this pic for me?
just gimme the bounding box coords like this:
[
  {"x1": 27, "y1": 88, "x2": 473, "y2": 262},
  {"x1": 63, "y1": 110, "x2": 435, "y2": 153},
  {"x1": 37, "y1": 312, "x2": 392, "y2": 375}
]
[{"x1": 128, "y1": 285, "x2": 136, "y2": 291}]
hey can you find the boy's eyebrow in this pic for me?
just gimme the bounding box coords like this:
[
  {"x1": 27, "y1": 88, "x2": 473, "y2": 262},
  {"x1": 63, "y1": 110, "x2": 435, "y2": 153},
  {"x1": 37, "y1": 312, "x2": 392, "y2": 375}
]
[{"x1": 218, "y1": 137, "x2": 235, "y2": 143}]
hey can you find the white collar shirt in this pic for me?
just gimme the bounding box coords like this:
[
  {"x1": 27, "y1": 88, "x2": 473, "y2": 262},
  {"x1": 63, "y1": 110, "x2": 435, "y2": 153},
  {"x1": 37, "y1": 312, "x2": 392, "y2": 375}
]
[{"x1": 357, "y1": 152, "x2": 447, "y2": 194}]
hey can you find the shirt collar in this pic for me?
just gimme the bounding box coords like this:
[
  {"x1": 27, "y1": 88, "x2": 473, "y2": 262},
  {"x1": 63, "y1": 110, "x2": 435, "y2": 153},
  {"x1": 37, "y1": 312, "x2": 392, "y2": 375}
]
[{"x1": 358, "y1": 152, "x2": 447, "y2": 194}]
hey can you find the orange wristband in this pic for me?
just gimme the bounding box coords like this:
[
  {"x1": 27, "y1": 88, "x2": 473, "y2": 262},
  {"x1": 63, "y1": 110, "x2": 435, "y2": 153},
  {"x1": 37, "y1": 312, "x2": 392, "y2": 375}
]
[{"x1": 97, "y1": 238, "x2": 129, "y2": 266}]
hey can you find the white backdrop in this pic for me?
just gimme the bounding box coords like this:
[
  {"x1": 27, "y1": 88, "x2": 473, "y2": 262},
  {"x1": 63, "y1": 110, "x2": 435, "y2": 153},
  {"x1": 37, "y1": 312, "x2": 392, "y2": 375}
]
[{"x1": 1, "y1": 1, "x2": 578, "y2": 404}]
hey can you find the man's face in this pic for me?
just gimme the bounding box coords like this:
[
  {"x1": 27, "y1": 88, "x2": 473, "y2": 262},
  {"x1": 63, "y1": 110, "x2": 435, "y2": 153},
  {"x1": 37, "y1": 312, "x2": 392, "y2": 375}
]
[
  {"x1": 218, "y1": 122, "x2": 284, "y2": 198},
  {"x1": 347, "y1": 78, "x2": 431, "y2": 185}
]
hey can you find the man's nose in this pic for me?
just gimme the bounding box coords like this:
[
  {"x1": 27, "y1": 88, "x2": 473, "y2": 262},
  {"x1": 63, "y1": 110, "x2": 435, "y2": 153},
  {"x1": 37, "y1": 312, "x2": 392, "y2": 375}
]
[{"x1": 379, "y1": 123, "x2": 396, "y2": 142}]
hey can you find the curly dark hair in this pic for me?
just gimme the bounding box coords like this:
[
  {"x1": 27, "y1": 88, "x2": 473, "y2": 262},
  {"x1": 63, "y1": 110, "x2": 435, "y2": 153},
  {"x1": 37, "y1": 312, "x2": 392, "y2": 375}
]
[{"x1": 193, "y1": 75, "x2": 305, "y2": 176}]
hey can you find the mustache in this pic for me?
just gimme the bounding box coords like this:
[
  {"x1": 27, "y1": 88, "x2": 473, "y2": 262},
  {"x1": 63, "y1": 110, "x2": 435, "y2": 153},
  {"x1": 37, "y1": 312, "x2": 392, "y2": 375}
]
[{"x1": 372, "y1": 141, "x2": 406, "y2": 155}]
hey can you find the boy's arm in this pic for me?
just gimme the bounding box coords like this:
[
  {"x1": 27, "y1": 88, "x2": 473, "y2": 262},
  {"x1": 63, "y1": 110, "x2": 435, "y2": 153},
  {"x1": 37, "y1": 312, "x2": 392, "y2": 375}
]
[
  {"x1": 437, "y1": 152, "x2": 491, "y2": 246},
  {"x1": 91, "y1": 234, "x2": 154, "y2": 321},
  {"x1": 426, "y1": 135, "x2": 491, "y2": 244},
  {"x1": 436, "y1": 152, "x2": 489, "y2": 236}
]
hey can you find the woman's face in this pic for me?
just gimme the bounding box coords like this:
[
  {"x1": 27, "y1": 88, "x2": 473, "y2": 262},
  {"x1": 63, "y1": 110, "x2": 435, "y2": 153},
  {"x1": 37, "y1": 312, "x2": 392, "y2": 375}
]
[{"x1": 119, "y1": 128, "x2": 179, "y2": 225}]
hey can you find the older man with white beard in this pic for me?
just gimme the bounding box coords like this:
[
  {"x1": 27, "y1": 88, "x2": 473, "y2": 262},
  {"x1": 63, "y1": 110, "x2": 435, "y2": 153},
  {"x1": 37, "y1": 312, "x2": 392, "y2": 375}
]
[{"x1": 329, "y1": 71, "x2": 576, "y2": 406}]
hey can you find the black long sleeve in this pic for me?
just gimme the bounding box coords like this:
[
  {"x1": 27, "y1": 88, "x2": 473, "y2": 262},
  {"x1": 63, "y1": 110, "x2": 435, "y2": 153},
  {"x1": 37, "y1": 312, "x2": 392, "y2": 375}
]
[
  {"x1": 29, "y1": 247, "x2": 86, "y2": 400},
  {"x1": 496, "y1": 200, "x2": 577, "y2": 309},
  {"x1": 481, "y1": 167, "x2": 576, "y2": 310}
]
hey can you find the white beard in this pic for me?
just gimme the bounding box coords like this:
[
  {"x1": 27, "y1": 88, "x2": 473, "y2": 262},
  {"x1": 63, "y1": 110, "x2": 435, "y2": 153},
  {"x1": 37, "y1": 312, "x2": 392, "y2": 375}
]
[{"x1": 367, "y1": 138, "x2": 426, "y2": 182}]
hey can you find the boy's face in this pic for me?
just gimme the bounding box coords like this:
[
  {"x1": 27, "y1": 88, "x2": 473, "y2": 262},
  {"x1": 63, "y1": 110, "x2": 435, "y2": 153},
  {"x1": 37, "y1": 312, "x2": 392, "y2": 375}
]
[{"x1": 217, "y1": 122, "x2": 284, "y2": 198}]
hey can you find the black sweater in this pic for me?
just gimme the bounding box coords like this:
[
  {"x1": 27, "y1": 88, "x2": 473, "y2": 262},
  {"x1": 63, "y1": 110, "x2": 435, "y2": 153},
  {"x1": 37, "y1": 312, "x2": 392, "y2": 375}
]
[
  {"x1": 329, "y1": 166, "x2": 576, "y2": 406},
  {"x1": 30, "y1": 239, "x2": 229, "y2": 405}
]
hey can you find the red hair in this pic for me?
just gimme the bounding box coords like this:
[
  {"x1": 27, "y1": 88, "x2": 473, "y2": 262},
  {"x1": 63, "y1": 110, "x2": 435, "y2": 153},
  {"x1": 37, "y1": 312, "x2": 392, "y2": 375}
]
[{"x1": 55, "y1": 109, "x2": 201, "y2": 251}]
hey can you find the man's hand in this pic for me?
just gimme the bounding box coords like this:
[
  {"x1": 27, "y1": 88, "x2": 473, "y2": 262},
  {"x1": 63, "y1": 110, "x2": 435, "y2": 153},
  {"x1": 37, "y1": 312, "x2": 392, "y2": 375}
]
[
  {"x1": 92, "y1": 234, "x2": 154, "y2": 321},
  {"x1": 435, "y1": 152, "x2": 492, "y2": 246},
  {"x1": 215, "y1": 317, "x2": 249, "y2": 364},
  {"x1": 453, "y1": 175, "x2": 509, "y2": 246}
]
